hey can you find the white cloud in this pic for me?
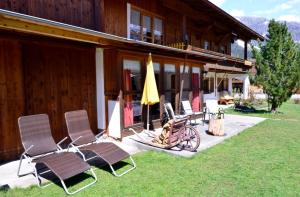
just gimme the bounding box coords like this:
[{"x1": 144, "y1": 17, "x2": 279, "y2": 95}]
[
  {"x1": 229, "y1": 9, "x2": 245, "y2": 17},
  {"x1": 278, "y1": 14, "x2": 300, "y2": 22},
  {"x1": 253, "y1": 0, "x2": 300, "y2": 17},
  {"x1": 209, "y1": 0, "x2": 226, "y2": 7},
  {"x1": 255, "y1": 0, "x2": 300, "y2": 15}
]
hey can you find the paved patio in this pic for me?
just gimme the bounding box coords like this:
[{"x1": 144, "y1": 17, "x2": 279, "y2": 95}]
[
  {"x1": 0, "y1": 114, "x2": 265, "y2": 189},
  {"x1": 123, "y1": 114, "x2": 266, "y2": 157}
]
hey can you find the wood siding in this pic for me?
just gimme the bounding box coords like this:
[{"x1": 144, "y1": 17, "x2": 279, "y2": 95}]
[
  {"x1": 0, "y1": 38, "x2": 24, "y2": 162},
  {"x1": 0, "y1": 0, "x2": 101, "y2": 30},
  {"x1": 22, "y1": 42, "x2": 97, "y2": 142},
  {"x1": 0, "y1": 35, "x2": 97, "y2": 162}
]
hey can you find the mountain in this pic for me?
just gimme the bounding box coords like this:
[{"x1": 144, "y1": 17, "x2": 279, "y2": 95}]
[{"x1": 236, "y1": 16, "x2": 300, "y2": 42}]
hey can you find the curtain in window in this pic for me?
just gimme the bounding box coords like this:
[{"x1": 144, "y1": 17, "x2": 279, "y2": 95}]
[
  {"x1": 123, "y1": 69, "x2": 133, "y2": 127},
  {"x1": 192, "y1": 73, "x2": 200, "y2": 112}
]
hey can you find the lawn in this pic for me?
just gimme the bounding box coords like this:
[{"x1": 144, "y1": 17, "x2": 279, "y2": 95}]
[{"x1": 1, "y1": 102, "x2": 300, "y2": 197}]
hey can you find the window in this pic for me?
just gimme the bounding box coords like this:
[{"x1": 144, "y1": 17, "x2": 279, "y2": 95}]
[
  {"x1": 130, "y1": 9, "x2": 141, "y2": 40},
  {"x1": 123, "y1": 60, "x2": 142, "y2": 127},
  {"x1": 123, "y1": 60, "x2": 141, "y2": 91},
  {"x1": 154, "y1": 17, "x2": 163, "y2": 44},
  {"x1": 164, "y1": 64, "x2": 176, "y2": 109},
  {"x1": 152, "y1": 62, "x2": 161, "y2": 120},
  {"x1": 130, "y1": 7, "x2": 164, "y2": 45},
  {"x1": 204, "y1": 40, "x2": 210, "y2": 50},
  {"x1": 142, "y1": 15, "x2": 151, "y2": 42},
  {"x1": 180, "y1": 65, "x2": 191, "y2": 100},
  {"x1": 203, "y1": 77, "x2": 214, "y2": 94}
]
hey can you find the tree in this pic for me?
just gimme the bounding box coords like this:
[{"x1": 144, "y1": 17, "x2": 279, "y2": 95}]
[
  {"x1": 297, "y1": 43, "x2": 300, "y2": 92},
  {"x1": 253, "y1": 20, "x2": 300, "y2": 112}
]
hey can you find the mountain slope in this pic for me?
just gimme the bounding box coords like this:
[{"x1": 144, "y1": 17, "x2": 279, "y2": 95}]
[{"x1": 237, "y1": 16, "x2": 300, "y2": 42}]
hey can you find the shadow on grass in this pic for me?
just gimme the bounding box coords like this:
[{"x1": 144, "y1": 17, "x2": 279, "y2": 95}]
[
  {"x1": 0, "y1": 184, "x2": 10, "y2": 192},
  {"x1": 234, "y1": 108, "x2": 283, "y2": 115},
  {"x1": 35, "y1": 163, "x2": 96, "y2": 191},
  {"x1": 35, "y1": 156, "x2": 132, "y2": 192},
  {"x1": 79, "y1": 151, "x2": 133, "y2": 175}
]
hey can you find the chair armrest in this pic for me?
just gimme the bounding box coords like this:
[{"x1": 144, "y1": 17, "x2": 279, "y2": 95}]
[
  {"x1": 24, "y1": 145, "x2": 34, "y2": 154},
  {"x1": 95, "y1": 130, "x2": 105, "y2": 140},
  {"x1": 57, "y1": 137, "x2": 68, "y2": 150},
  {"x1": 68, "y1": 136, "x2": 82, "y2": 149}
]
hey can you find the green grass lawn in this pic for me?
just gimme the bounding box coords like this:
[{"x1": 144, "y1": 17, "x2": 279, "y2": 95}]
[{"x1": 1, "y1": 102, "x2": 300, "y2": 197}]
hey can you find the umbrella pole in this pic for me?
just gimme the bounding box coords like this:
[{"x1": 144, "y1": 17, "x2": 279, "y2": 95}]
[{"x1": 147, "y1": 104, "x2": 150, "y2": 132}]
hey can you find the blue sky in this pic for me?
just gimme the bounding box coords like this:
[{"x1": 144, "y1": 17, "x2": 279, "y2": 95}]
[{"x1": 209, "y1": 0, "x2": 300, "y2": 22}]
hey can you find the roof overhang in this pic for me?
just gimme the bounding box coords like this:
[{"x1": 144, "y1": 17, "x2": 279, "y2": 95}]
[
  {"x1": 204, "y1": 63, "x2": 247, "y2": 74},
  {"x1": 180, "y1": 0, "x2": 264, "y2": 41}
]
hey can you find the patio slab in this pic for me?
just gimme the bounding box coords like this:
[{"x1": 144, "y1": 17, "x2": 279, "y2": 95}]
[
  {"x1": 0, "y1": 114, "x2": 265, "y2": 189},
  {"x1": 0, "y1": 138, "x2": 140, "y2": 190},
  {"x1": 122, "y1": 114, "x2": 266, "y2": 157}
]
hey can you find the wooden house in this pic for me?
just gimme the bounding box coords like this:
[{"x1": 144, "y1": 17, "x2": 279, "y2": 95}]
[{"x1": 0, "y1": 0, "x2": 263, "y2": 162}]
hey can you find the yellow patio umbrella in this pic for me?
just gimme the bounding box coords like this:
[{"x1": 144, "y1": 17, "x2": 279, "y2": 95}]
[{"x1": 141, "y1": 53, "x2": 160, "y2": 131}]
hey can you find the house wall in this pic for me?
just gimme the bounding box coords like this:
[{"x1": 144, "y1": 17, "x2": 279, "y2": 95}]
[
  {"x1": 102, "y1": 0, "x2": 232, "y2": 53},
  {"x1": 0, "y1": 0, "x2": 102, "y2": 31},
  {"x1": 0, "y1": 38, "x2": 24, "y2": 162},
  {"x1": 0, "y1": 0, "x2": 236, "y2": 55},
  {"x1": 0, "y1": 33, "x2": 97, "y2": 162}
]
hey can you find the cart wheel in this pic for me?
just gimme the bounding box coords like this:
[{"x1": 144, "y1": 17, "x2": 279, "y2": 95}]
[{"x1": 183, "y1": 125, "x2": 200, "y2": 152}]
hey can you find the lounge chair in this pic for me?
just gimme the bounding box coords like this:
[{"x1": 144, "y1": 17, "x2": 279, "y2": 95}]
[
  {"x1": 205, "y1": 99, "x2": 224, "y2": 120},
  {"x1": 181, "y1": 100, "x2": 205, "y2": 125},
  {"x1": 17, "y1": 114, "x2": 97, "y2": 195},
  {"x1": 65, "y1": 110, "x2": 136, "y2": 177},
  {"x1": 164, "y1": 102, "x2": 187, "y2": 120}
]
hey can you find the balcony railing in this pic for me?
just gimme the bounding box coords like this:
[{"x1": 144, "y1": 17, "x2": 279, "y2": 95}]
[{"x1": 165, "y1": 42, "x2": 253, "y2": 66}]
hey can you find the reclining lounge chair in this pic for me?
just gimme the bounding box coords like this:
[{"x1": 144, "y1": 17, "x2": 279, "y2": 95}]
[
  {"x1": 205, "y1": 99, "x2": 224, "y2": 120},
  {"x1": 65, "y1": 110, "x2": 136, "y2": 177},
  {"x1": 164, "y1": 103, "x2": 187, "y2": 120},
  {"x1": 17, "y1": 114, "x2": 97, "y2": 195},
  {"x1": 181, "y1": 100, "x2": 205, "y2": 125}
]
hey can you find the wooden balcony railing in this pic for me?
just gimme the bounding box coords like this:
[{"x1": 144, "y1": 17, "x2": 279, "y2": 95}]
[
  {"x1": 166, "y1": 42, "x2": 187, "y2": 50},
  {"x1": 165, "y1": 42, "x2": 253, "y2": 66}
]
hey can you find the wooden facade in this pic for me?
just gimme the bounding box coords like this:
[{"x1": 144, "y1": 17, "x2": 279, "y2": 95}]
[
  {"x1": 0, "y1": 0, "x2": 101, "y2": 30},
  {"x1": 0, "y1": 32, "x2": 97, "y2": 162},
  {"x1": 0, "y1": 0, "x2": 263, "y2": 161}
]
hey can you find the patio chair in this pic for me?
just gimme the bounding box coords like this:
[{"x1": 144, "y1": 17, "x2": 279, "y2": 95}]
[
  {"x1": 17, "y1": 114, "x2": 97, "y2": 195},
  {"x1": 164, "y1": 102, "x2": 187, "y2": 120},
  {"x1": 205, "y1": 99, "x2": 224, "y2": 120},
  {"x1": 65, "y1": 110, "x2": 136, "y2": 177},
  {"x1": 181, "y1": 100, "x2": 205, "y2": 125}
]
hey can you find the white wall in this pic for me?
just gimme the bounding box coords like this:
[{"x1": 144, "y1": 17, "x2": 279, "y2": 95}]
[{"x1": 96, "y1": 48, "x2": 106, "y2": 130}]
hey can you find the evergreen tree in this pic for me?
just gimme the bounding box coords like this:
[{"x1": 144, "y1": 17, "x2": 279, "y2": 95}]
[{"x1": 253, "y1": 20, "x2": 300, "y2": 112}]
